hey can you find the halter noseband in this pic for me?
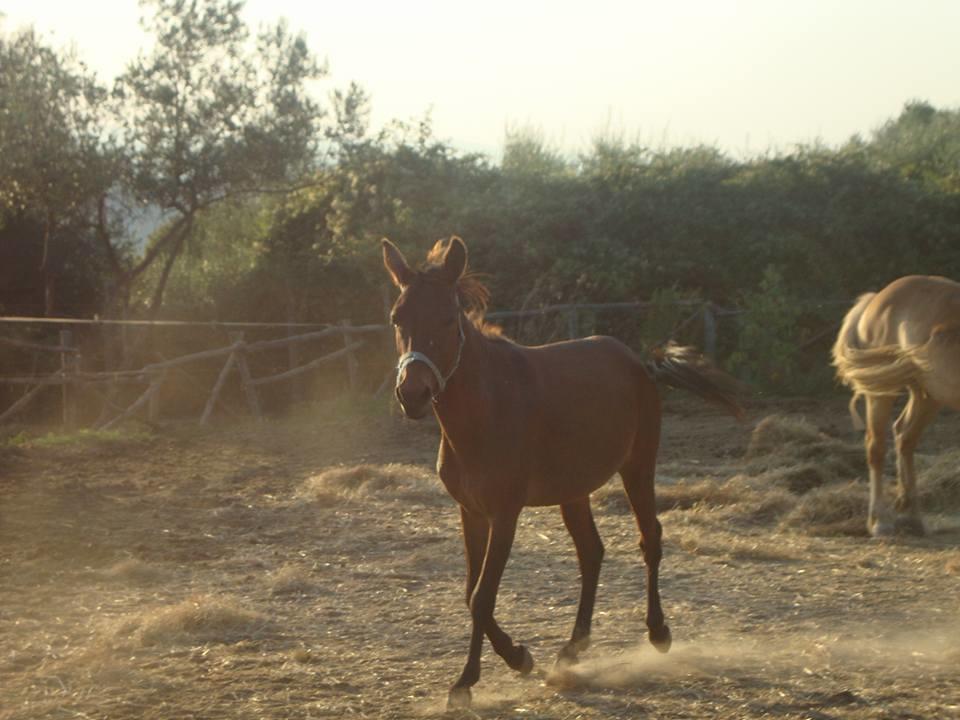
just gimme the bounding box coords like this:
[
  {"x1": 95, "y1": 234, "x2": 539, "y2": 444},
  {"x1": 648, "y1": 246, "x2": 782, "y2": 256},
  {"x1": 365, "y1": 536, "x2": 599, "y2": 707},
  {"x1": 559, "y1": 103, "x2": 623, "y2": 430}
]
[{"x1": 396, "y1": 317, "x2": 465, "y2": 400}]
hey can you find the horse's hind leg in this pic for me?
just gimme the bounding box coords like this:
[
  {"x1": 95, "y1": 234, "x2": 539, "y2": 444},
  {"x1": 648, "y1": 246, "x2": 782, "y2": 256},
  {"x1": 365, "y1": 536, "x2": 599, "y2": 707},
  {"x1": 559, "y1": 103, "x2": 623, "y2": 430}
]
[
  {"x1": 459, "y1": 507, "x2": 533, "y2": 673},
  {"x1": 620, "y1": 397, "x2": 670, "y2": 652},
  {"x1": 556, "y1": 498, "x2": 604, "y2": 666},
  {"x1": 892, "y1": 388, "x2": 939, "y2": 535},
  {"x1": 865, "y1": 394, "x2": 895, "y2": 536}
]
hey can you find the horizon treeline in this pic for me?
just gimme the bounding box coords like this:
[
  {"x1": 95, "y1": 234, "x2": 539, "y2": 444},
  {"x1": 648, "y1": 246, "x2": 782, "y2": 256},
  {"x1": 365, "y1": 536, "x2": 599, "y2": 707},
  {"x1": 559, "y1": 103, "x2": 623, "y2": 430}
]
[{"x1": 3, "y1": 1, "x2": 960, "y2": 393}]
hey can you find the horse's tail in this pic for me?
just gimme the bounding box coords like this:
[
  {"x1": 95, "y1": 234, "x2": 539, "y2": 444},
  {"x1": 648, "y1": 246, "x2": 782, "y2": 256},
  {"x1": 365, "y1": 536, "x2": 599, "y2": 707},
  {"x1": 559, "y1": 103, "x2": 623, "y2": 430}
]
[
  {"x1": 646, "y1": 343, "x2": 744, "y2": 420},
  {"x1": 831, "y1": 292, "x2": 929, "y2": 427}
]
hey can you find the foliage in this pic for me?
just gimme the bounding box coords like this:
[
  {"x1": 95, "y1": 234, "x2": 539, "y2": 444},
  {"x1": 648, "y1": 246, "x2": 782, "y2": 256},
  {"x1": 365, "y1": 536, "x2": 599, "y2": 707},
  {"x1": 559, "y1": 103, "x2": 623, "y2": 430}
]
[
  {"x1": 0, "y1": 28, "x2": 117, "y2": 315},
  {"x1": 109, "y1": 0, "x2": 328, "y2": 316},
  {"x1": 4, "y1": 7, "x2": 960, "y2": 400}
]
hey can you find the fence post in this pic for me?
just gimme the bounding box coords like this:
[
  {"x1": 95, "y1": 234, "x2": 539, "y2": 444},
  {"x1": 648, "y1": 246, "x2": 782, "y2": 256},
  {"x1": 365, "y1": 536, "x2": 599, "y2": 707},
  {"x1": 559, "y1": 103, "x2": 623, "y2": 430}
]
[
  {"x1": 566, "y1": 308, "x2": 579, "y2": 339},
  {"x1": 59, "y1": 329, "x2": 76, "y2": 426},
  {"x1": 342, "y1": 319, "x2": 359, "y2": 392},
  {"x1": 148, "y1": 372, "x2": 162, "y2": 422},
  {"x1": 703, "y1": 303, "x2": 717, "y2": 361},
  {"x1": 230, "y1": 331, "x2": 262, "y2": 421},
  {"x1": 287, "y1": 319, "x2": 304, "y2": 404}
]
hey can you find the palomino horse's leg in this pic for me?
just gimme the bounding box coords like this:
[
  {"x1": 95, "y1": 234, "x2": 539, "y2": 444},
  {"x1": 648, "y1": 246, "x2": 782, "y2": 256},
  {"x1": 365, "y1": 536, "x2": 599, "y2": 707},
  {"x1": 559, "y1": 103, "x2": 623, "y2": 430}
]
[
  {"x1": 865, "y1": 394, "x2": 896, "y2": 536},
  {"x1": 556, "y1": 498, "x2": 604, "y2": 666},
  {"x1": 459, "y1": 507, "x2": 534, "y2": 672},
  {"x1": 892, "y1": 389, "x2": 939, "y2": 535},
  {"x1": 448, "y1": 511, "x2": 521, "y2": 709}
]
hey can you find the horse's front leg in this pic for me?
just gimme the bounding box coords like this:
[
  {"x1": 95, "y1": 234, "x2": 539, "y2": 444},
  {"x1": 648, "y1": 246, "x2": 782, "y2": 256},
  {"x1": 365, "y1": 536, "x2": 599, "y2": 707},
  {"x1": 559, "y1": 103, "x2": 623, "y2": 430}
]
[
  {"x1": 448, "y1": 510, "x2": 521, "y2": 709},
  {"x1": 460, "y1": 507, "x2": 534, "y2": 673}
]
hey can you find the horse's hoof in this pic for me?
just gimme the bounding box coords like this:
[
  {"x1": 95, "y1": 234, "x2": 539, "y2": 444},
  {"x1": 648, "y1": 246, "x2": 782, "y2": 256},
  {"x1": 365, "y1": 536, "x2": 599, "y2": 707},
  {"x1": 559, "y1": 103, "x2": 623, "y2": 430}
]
[
  {"x1": 447, "y1": 686, "x2": 472, "y2": 710},
  {"x1": 649, "y1": 624, "x2": 672, "y2": 653},
  {"x1": 546, "y1": 660, "x2": 581, "y2": 688},
  {"x1": 894, "y1": 514, "x2": 926, "y2": 537},
  {"x1": 513, "y1": 645, "x2": 534, "y2": 676}
]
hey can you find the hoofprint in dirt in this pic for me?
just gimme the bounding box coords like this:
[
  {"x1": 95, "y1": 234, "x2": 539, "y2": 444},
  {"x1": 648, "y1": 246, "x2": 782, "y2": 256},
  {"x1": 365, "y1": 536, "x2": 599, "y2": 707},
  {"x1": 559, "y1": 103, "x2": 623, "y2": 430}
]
[{"x1": 0, "y1": 398, "x2": 958, "y2": 720}]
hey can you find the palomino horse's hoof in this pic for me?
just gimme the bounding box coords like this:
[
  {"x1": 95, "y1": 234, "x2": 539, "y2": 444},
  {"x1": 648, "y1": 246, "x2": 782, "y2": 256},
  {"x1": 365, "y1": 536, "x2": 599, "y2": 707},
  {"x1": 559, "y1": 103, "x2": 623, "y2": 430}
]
[
  {"x1": 447, "y1": 686, "x2": 472, "y2": 710},
  {"x1": 869, "y1": 518, "x2": 896, "y2": 538},
  {"x1": 512, "y1": 645, "x2": 535, "y2": 676},
  {"x1": 894, "y1": 514, "x2": 926, "y2": 537},
  {"x1": 649, "y1": 624, "x2": 672, "y2": 653}
]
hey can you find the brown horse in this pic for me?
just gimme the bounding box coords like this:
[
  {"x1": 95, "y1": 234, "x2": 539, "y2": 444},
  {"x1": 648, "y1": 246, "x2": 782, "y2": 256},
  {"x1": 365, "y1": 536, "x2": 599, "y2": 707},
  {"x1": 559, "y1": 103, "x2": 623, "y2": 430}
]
[
  {"x1": 832, "y1": 274, "x2": 960, "y2": 537},
  {"x1": 383, "y1": 236, "x2": 743, "y2": 708}
]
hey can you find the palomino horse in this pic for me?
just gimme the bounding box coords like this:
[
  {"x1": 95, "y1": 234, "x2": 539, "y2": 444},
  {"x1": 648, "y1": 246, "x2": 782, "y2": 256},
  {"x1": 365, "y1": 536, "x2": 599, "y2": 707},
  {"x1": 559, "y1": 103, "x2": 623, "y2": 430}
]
[
  {"x1": 833, "y1": 275, "x2": 960, "y2": 537},
  {"x1": 383, "y1": 237, "x2": 743, "y2": 708}
]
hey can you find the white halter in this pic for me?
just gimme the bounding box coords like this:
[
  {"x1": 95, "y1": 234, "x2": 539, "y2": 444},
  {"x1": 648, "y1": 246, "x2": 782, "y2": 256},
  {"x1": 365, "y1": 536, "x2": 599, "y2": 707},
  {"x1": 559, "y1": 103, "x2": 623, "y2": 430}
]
[{"x1": 396, "y1": 317, "x2": 465, "y2": 400}]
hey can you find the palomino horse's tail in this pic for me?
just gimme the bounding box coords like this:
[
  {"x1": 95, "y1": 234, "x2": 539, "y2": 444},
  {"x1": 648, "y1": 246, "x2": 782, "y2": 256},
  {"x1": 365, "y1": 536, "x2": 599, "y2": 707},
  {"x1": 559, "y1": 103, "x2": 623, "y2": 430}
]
[
  {"x1": 646, "y1": 344, "x2": 745, "y2": 420},
  {"x1": 831, "y1": 291, "x2": 932, "y2": 429}
]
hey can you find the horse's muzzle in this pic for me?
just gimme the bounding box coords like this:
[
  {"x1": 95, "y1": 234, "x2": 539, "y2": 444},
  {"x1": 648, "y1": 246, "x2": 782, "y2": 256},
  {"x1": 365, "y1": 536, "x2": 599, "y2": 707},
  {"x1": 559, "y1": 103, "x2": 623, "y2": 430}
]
[{"x1": 395, "y1": 366, "x2": 436, "y2": 419}]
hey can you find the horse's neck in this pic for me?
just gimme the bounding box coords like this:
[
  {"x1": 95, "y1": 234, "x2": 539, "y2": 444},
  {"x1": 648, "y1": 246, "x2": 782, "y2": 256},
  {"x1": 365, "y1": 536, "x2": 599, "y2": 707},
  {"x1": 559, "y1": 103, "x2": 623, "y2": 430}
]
[{"x1": 433, "y1": 321, "x2": 497, "y2": 443}]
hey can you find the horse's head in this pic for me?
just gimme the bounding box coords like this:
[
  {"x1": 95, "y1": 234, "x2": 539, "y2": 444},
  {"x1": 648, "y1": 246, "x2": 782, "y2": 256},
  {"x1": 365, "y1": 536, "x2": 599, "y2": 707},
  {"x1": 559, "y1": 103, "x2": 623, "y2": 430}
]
[{"x1": 382, "y1": 237, "x2": 468, "y2": 419}]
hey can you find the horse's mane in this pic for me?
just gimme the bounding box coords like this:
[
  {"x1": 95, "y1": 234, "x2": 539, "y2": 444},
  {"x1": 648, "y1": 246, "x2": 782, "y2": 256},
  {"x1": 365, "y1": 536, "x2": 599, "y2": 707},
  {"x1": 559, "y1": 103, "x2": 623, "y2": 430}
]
[{"x1": 422, "y1": 238, "x2": 505, "y2": 338}]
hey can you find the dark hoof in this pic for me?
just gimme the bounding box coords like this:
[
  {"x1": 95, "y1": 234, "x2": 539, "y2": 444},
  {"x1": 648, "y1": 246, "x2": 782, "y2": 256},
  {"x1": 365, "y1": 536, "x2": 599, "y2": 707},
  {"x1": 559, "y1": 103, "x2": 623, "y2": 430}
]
[
  {"x1": 511, "y1": 645, "x2": 534, "y2": 676},
  {"x1": 447, "y1": 686, "x2": 471, "y2": 710},
  {"x1": 649, "y1": 624, "x2": 672, "y2": 653},
  {"x1": 894, "y1": 515, "x2": 926, "y2": 537},
  {"x1": 556, "y1": 635, "x2": 587, "y2": 665}
]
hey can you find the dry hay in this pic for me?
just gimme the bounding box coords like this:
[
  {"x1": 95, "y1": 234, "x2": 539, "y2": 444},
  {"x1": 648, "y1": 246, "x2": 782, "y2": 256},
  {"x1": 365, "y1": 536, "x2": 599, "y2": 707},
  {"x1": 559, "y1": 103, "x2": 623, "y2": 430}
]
[
  {"x1": 266, "y1": 563, "x2": 314, "y2": 595},
  {"x1": 917, "y1": 448, "x2": 960, "y2": 512},
  {"x1": 297, "y1": 462, "x2": 444, "y2": 505},
  {"x1": 116, "y1": 595, "x2": 270, "y2": 647},
  {"x1": 779, "y1": 481, "x2": 868, "y2": 536},
  {"x1": 96, "y1": 558, "x2": 168, "y2": 585},
  {"x1": 597, "y1": 474, "x2": 795, "y2": 530},
  {"x1": 745, "y1": 414, "x2": 864, "y2": 490}
]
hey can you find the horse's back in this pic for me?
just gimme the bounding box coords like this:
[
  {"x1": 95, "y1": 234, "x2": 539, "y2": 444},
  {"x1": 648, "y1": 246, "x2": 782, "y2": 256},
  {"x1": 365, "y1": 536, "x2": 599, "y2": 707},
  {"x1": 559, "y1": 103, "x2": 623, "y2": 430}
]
[
  {"x1": 837, "y1": 275, "x2": 960, "y2": 409},
  {"x1": 511, "y1": 336, "x2": 656, "y2": 505},
  {"x1": 860, "y1": 275, "x2": 960, "y2": 347}
]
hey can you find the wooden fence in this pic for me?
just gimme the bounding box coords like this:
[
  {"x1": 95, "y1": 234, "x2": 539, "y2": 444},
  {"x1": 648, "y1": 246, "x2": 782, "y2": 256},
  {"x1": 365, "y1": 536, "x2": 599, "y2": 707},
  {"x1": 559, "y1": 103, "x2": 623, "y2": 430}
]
[
  {"x1": 0, "y1": 319, "x2": 383, "y2": 428},
  {"x1": 0, "y1": 297, "x2": 843, "y2": 428}
]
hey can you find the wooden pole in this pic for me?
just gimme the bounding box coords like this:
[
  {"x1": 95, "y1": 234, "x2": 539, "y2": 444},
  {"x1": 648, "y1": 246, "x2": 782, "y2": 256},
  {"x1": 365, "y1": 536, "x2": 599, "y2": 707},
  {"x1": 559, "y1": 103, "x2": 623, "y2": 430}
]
[
  {"x1": 566, "y1": 308, "x2": 579, "y2": 339},
  {"x1": 230, "y1": 332, "x2": 262, "y2": 420},
  {"x1": 99, "y1": 373, "x2": 164, "y2": 431},
  {"x1": 0, "y1": 384, "x2": 44, "y2": 424},
  {"x1": 148, "y1": 368, "x2": 162, "y2": 422},
  {"x1": 200, "y1": 351, "x2": 238, "y2": 425},
  {"x1": 250, "y1": 341, "x2": 364, "y2": 387},
  {"x1": 59, "y1": 330, "x2": 75, "y2": 426},
  {"x1": 342, "y1": 319, "x2": 359, "y2": 392},
  {"x1": 287, "y1": 319, "x2": 303, "y2": 404},
  {"x1": 703, "y1": 303, "x2": 717, "y2": 361}
]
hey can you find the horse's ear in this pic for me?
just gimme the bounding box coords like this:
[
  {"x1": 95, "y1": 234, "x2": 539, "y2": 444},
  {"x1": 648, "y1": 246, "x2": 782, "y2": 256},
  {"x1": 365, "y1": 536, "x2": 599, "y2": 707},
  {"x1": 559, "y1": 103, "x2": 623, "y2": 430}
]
[
  {"x1": 382, "y1": 238, "x2": 414, "y2": 288},
  {"x1": 441, "y1": 236, "x2": 467, "y2": 284}
]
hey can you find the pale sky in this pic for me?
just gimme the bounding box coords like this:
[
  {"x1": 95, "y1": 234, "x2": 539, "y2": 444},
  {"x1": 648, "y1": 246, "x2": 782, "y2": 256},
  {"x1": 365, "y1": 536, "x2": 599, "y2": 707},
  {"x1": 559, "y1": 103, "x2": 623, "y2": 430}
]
[{"x1": 3, "y1": 1, "x2": 960, "y2": 158}]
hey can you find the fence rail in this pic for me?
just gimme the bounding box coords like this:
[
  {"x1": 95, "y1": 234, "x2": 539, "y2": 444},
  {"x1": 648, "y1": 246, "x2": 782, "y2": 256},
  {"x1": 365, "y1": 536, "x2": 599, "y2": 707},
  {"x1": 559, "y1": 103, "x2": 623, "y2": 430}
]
[
  {"x1": 0, "y1": 296, "x2": 851, "y2": 428},
  {"x1": 0, "y1": 319, "x2": 375, "y2": 428}
]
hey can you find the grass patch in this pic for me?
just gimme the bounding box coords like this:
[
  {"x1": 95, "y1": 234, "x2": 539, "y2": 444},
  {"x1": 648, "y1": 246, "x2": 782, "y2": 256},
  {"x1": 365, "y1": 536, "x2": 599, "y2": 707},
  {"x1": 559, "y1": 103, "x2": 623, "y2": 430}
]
[{"x1": 6, "y1": 427, "x2": 154, "y2": 450}]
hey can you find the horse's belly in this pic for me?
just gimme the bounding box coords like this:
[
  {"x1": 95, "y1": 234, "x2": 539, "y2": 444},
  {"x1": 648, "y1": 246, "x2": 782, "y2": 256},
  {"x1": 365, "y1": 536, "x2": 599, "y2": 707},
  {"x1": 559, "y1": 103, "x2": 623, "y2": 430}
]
[
  {"x1": 524, "y1": 470, "x2": 616, "y2": 507},
  {"x1": 921, "y1": 328, "x2": 960, "y2": 409}
]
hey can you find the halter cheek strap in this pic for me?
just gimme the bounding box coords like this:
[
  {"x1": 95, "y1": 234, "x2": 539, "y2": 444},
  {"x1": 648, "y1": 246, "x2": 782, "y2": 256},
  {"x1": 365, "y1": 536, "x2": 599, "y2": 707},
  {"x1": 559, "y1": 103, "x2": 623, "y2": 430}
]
[{"x1": 396, "y1": 318, "x2": 465, "y2": 398}]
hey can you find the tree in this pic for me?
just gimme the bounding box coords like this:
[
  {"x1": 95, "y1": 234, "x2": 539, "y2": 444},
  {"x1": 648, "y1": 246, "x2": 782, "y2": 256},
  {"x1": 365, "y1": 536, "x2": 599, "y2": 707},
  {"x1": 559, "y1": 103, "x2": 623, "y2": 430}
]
[
  {"x1": 0, "y1": 28, "x2": 117, "y2": 315},
  {"x1": 108, "y1": 0, "x2": 326, "y2": 317}
]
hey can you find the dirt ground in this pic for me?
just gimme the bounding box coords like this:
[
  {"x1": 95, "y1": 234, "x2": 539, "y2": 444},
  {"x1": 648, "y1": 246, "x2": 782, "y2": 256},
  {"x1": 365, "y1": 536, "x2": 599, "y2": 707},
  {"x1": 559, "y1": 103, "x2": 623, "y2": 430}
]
[{"x1": 1, "y1": 394, "x2": 958, "y2": 720}]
